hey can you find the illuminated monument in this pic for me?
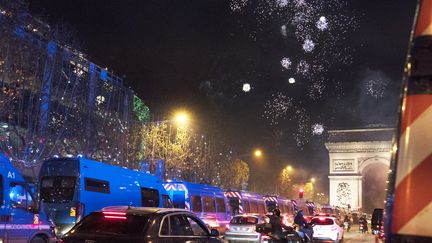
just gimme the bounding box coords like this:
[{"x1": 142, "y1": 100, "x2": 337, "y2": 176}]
[{"x1": 325, "y1": 127, "x2": 393, "y2": 213}]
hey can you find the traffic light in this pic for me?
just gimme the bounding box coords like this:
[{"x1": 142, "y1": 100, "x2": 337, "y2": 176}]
[{"x1": 299, "y1": 188, "x2": 304, "y2": 199}]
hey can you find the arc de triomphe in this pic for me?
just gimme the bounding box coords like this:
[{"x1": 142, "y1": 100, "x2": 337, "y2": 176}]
[{"x1": 325, "y1": 128, "x2": 393, "y2": 212}]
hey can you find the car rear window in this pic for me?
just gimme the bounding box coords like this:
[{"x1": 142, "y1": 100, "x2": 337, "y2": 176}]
[
  {"x1": 311, "y1": 218, "x2": 334, "y2": 225},
  {"x1": 71, "y1": 212, "x2": 150, "y2": 237},
  {"x1": 230, "y1": 216, "x2": 258, "y2": 224}
]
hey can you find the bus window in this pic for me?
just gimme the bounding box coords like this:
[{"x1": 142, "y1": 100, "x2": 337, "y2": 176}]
[
  {"x1": 85, "y1": 177, "x2": 110, "y2": 194},
  {"x1": 191, "y1": 196, "x2": 202, "y2": 213},
  {"x1": 244, "y1": 200, "x2": 250, "y2": 213},
  {"x1": 0, "y1": 175, "x2": 3, "y2": 206},
  {"x1": 229, "y1": 198, "x2": 240, "y2": 215},
  {"x1": 258, "y1": 202, "x2": 265, "y2": 215},
  {"x1": 172, "y1": 191, "x2": 186, "y2": 208},
  {"x1": 288, "y1": 203, "x2": 294, "y2": 214},
  {"x1": 266, "y1": 201, "x2": 277, "y2": 213},
  {"x1": 162, "y1": 194, "x2": 173, "y2": 208},
  {"x1": 250, "y1": 201, "x2": 258, "y2": 213},
  {"x1": 141, "y1": 188, "x2": 159, "y2": 207},
  {"x1": 216, "y1": 197, "x2": 226, "y2": 213},
  {"x1": 40, "y1": 176, "x2": 76, "y2": 203},
  {"x1": 9, "y1": 183, "x2": 34, "y2": 209},
  {"x1": 203, "y1": 196, "x2": 216, "y2": 213}
]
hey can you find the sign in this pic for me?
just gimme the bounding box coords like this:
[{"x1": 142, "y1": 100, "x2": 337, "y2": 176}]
[{"x1": 333, "y1": 160, "x2": 355, "y2": 172}]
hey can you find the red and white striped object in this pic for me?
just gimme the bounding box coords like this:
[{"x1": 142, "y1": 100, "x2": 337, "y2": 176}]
[
  {"x1": 391, "y1": 0, "x2": 432, "y2": 237},
  {"x1": 415, "y1": 0, "x2": 432, "y2": 36}
]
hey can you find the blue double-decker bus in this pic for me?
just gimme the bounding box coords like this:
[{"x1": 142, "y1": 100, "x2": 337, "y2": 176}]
[{"x1": 38, "y1": 156, "x2": 172, "y2": 236}]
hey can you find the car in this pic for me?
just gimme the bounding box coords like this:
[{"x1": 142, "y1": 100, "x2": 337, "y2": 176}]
[
  {"x1": 310, "y1": 215, "x2": 344, "y2": 243},
  {"x1": 224, "y1": 215, "x2": 265, "y2": 243},
  {"x1": 61, "y1": 206, "x2": 222, "y2": 243}
]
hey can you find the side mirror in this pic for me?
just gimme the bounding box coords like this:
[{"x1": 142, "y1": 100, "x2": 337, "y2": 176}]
[{"x1": 210, "y1": 229, "x2": 220, "y2": 237}]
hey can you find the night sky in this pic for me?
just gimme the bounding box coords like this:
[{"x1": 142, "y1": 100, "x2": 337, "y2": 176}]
[{"x1": 28, "y1": 0, "x2": 417, "y2": 192}]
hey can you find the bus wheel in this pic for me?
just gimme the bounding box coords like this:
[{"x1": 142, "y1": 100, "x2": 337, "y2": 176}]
[{"x1": 30, "y1": 235, "x2": 47, "y2": 243}]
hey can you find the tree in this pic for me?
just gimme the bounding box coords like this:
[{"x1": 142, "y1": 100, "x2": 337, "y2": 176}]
[
  {"x1": 277, "y1": 166, "x2": 293, "y2": 197},
  {"x1": 220, "y1": 158, "x2": 249, "y2": 190}
]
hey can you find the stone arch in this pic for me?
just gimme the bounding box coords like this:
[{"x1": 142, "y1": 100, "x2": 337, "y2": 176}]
[
  {"x1": 359, "y1": 156, "x2": 389, "y2": 174},
  {"x1": 360, "y1": 157, "x2": 389, "y2": 213}
]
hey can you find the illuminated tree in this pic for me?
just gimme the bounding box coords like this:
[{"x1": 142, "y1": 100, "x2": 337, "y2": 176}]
[
  {"x1": 220, "y1": 159, "x2": 249, "y2": 189},
  {"x1": 278, "y1": 167, "x2": 293, "y2": 197}
]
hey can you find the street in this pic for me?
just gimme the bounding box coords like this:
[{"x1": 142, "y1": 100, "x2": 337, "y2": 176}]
[{"x1": 341, "y1": 227, "x2": 375, "y2": 243}]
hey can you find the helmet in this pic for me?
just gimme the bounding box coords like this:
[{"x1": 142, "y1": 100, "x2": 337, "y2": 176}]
[{"x1": 273, "y1": 208, "x2": 281, "y2": 216}]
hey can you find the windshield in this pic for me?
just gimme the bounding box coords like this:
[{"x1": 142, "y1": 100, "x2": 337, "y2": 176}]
[
  {"x1": 72, "y1": 212, "x2": 150, "y2": 237},
  {"x1": 230, "y1": 216, "x2": 258, "y2": 225},
  {"x1": 40, "y1": 176, "x2": 76, "y2": 203},
  {"x1": 321, "y1": 208, "x2": 333, "y2": 214},
  {"x1": 311, "y1": 218, "x2": 334, "y2": 225}
]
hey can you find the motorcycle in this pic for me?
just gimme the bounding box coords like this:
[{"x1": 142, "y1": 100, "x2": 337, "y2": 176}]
[
  {"x1": 343, "y1": 221, "x2": 350, "y2": 232},
  {"x1": 256, "y1": 224, "x2": 310, "y2": 243}
]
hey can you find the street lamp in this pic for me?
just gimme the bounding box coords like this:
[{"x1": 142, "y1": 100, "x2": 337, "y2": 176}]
[
  {"x1": 286, "y1": 165, "x2": 293, "y2": 172},
  {"x1": 311, "y1": 177, "x2": 316, "y2": 183},
  {"x1": 173, "y1": 110, "x2": 189, "y2": 127},
  {"x1": 254, "y1": 149, "x2": 263, "y2": 158}
]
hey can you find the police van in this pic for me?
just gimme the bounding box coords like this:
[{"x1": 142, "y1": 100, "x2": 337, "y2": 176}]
[
  {"x1": 38, "y1": 156, "x2": 172, "y2": 237},
  {"x1": 163, "y1": 181, "x2": 230, "y2": 232},
  {"x1": 0, "y1": 153, "x2": 56, "y2": 243}
]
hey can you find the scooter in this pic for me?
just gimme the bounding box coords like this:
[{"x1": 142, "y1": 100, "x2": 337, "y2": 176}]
[{"x1": 343, "y1": 221, "x2": 350, "y2": 232}]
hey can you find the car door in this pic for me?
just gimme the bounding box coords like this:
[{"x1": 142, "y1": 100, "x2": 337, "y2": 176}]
[{"x1": 158, "y1": 212, "x2": 219, "y2": 243}]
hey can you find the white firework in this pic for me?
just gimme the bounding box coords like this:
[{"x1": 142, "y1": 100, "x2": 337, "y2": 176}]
[
  {"x1": 294, "y1": 0, "x2": 307, "y2": 7},
  {"x1": 280, "y1": 57, "x2": 292, "y2": 69},
  {"x1": 296, "y1": 60, "x2": 310, "y2": 75},
  {"x1": 229, "y1": 0, "x2": 249, "y2": 12},
  {"x1": 281, "y1": 24, "x2": 287, "y2": 37},
  {"x1": 312, "y1": 123, "x2": 324, "y2": 135},
  {"x1": 316, "y1": 16, "x2": 328, "y2": 31},
  {"x1": 263, "y1": 92, "x2": 293, "y2": 125},
  {"x1": 276, "y1": 0, "x2": 289, "y2": 7},
  {"x1": 302, "y1": 38, "x2": 315, "y2": 53},
  {"x1": 242, "y1": 83, "x2": 251, "y2": 92}
]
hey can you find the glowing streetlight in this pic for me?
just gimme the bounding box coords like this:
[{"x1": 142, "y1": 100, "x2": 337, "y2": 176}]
[
  {"x1": 286, "y1": 165, "x2": 293, "y2": 172},
  {"x1": 254, "y1": 149, "x2": 263, "y2": 158},
  {"x1": 311, "y1": 177, "x2": 316, "y2": 183},
  {"x1": 173, "y1": 111, "x2": 189, "y2": 126}
]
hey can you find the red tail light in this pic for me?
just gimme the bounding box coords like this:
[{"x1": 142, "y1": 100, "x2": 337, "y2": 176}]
[{"x1": 102, "y1": 211, "x2": 127, "y2": 220}]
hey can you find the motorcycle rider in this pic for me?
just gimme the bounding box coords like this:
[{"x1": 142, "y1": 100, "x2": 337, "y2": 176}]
[
  {"x1": 268, "y1": 208, "x2": 284, "y2": 241},
  {"x1": 343, "y1": 215, "x2": 351, "y2": 232},
  {"x1": 294, "y1": 210, "x2": 313, "y2": 242}
]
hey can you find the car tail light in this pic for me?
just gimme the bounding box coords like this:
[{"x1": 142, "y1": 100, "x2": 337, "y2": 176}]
[{"x1": 103, "y1": 211, "x2": 127, "y2": 220}]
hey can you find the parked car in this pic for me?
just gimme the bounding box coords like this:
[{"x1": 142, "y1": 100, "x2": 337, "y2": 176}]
[
  {"x1": 224, "y1": 215, "x2": 264, "y2": 242},
  {"x1": 61, "y1": 206, "x2": 222, "y2": 243},
  {"x1": 310, "y1": 215, "x2": 344, "y2": 243}
]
